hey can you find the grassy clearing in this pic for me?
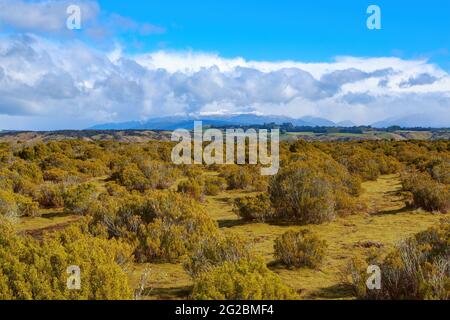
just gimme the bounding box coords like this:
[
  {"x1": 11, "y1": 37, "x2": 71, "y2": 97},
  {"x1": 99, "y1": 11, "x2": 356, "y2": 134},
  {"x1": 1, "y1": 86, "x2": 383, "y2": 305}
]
[
  {"x1": 202, "y1": 174, "x2": 444, "y2": 299},
  {"x1": 128, "y1": 263, "x2": 192, "y2": 300},
  {"x1": 15, "y1": 174, "x2": 445, "y2": 300},
  {"x1": 16, "y1": 209, "x2": 80, "y2": 234}
]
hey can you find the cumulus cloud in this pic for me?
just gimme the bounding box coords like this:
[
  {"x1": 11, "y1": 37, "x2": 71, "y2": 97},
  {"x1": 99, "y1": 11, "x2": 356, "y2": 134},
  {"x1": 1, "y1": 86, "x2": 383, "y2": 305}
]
[
  {"x1": 0, "y1": 0, "x2": 165, "y2": 41},
  {"x1": 0, "y1": 0, "x2": 99, "y2": 34},
  {"x1": 0, "y1": 34, "x2": 449, "y2": 130}
]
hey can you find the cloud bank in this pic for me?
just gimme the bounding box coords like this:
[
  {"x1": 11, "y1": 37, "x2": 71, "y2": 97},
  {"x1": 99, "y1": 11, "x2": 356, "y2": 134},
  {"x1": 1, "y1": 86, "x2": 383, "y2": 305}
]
[{"x1": 0, "y1": 34, "x2": 449, "y2": 130}]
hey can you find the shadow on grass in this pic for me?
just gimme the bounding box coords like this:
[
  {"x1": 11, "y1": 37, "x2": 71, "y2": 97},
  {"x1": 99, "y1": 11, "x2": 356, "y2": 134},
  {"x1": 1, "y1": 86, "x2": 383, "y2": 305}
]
[
  {"x1": 218, "y1": 219, "x2": 249, "y2": 228},
  {"x1": 41, "y1": 211, "x2": 71, "y2": 219},
  {"x1": 371, "y1": 205, "x2": 411, "y2": 216},
  {"x1": 143, "y1": 285, "x2": 192, "y2": 300},
  {"x1": 308, "y1": 283, "x2": 355, "y2": 300}
]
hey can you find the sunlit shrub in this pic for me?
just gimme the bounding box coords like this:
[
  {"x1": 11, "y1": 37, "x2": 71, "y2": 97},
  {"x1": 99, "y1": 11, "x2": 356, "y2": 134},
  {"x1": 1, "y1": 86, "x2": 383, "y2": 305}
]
[
  {"x1": 345, "y1": 219, "x2": 450, "y2": 300},
  {"x1": 37, "y1": 182, "x2": 65, "y2": 208},
  {"x1": 269, "y1": 163, "x2": 335, "y2": 224},
  {"x1": 184, "y1": 234, "x2": 253, "y2": 277},
  {"x1": 0, "y1": 190, "x2": 39, "y2": 218},
  {"x1": 64, "y1": 183, "x2": 99, "y2": 215},
  {"x1": 191, "y1": 258, "x2": 298, "y2": 300},
  {"x1": 177, "y1": 178, "x2": 204, "y2": 201},
  {"x1": 431, "y1": 160, "x2": 450, "y2": 184},
  {"x1": 203, "y1": 176, "x2": 227, "y2": 196},
  {"x1": 233, "y1": 194, "x2": 274, "y2": 222},
  {"x1": 274, "y1": 230, "x2": 327, "y2": 269},
  {"x1": 0, "y1": 218, "x2": 133, "y2": 300}
]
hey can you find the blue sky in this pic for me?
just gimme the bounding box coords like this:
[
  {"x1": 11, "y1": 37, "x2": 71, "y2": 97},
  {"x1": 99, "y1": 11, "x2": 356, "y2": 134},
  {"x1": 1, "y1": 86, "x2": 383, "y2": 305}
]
[
  {"x1": 98, "y1": 0, "x2": 450, "y2": 69},
  {"x1": 0, "y1": 0, "x2": 449, "y2": 130}
]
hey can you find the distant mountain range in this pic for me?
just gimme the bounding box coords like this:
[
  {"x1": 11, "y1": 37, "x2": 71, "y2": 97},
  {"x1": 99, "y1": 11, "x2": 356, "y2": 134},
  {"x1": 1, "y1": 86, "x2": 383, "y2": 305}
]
[
  {"x1": 372, "y1": 114, "x2": 450, "y2": 129},
  {"x1": 89, "y1": 114, "x2": 355, "y2": 130},
  {"x1": 89, "y1": 113, "x2": 448, "y2": 131}
]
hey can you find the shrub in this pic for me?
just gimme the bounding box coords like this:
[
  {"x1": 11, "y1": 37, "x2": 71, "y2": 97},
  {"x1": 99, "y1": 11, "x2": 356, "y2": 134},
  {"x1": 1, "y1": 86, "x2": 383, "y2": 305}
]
[
  {"x1": 14, "y1": 194, "x2": 40, "y2": 217},
  {"x1": 112, "y1": 165, "x2": 149, "y2": 192},
  {"x1": 0, "y1": 190, "x2": 39, "y2": 218},
  {"x1": 177, "y1": 178, "x2": 204, "y2": 201},
  {"x1": 345, "y1": 219, "x2": 450, "y2": 300},
  {"x1": 76, "y1": 159, "x2": 108, "y2": 177},
  {"x1": 134, "y1": 192, "x2": 219, "y2": 262},
  {"x1": 0, "y1": 218, "x2": 133, "y2": 300},
  {"x1": 431, "y1": 161, "x2": 450, "y2": 184},
  {"x1": 203, "y1": 176, "x2": 227, "y2": 196},
  {"x1": 0, "y1": 190, "x2": 18, "y2": 218},
  {"x1": 90, "y1": 192, "x2": 220, "y2": 263},
  {"x1": 411, "y1": 179, "x2": 449, "y2": 213},
  {"x1": 401, "y1": 171, "x2": 425, "y2": 192},
  {"x1": 37, "y1": 182, "x2": 65, "y2": 208},
  {"x1": 274, "y1": 230, "x2": 327, "y2": 269},
  {"x1": 233, "y1": 194, "x2": 274, "y2": 222},
  {"x1": 269, "y1": 163, "x2": 335, "y2": 224},
  {"x1": 191, "y1": 259, "x2": 298, "y2": 300},
  {"x1": 104, "y1": 182, "x2": 129, "y2": 197},
  {"x1": 184, "y1": 234, "x2": 253, "y2": 277},
  {"x1": 220, "y1": 166, "x2": 267, "y2": 191},
  {"x1": 64, "y1": 183, "x2": 99, "y2": 215}
]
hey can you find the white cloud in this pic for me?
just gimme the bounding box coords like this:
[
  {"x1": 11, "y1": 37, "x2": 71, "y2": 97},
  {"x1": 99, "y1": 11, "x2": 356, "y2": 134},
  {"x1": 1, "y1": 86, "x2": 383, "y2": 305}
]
[
  {"x1": 0, "y1": 0, "x2": 165, "y2": 41},
  {"x1": 0, "y1": 35, "x2": 449, "y2": 130},
  {"x1": 0, "y1": 0, "x2": 99, "y2": 34}
]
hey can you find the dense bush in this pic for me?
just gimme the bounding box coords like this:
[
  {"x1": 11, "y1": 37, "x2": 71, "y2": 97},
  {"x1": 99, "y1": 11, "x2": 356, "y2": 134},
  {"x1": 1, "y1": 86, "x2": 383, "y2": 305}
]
[
  {"x1": 64, "y1": 183, "x2": 100, "y2": 215},
  {"x1": 86, "y1": 192, "x2": 220, "y2": 263},
  {"x1": 203, "y1": 176, "x2": 227, "y2": 196},
  {"x1": 0, "y1": 218, "x2": 133, "y2": 300},
  {"x1": 0, "y1": 190, "x2": 18, "y2": 218},
  {"x1": 191, "y1": 258, "x2": 298, "y2": 300},
  {"x1": 402, "y1": 172, "x2": 449, "y2": 213},
  {"x1": 37, "y1": 182, "x2": 65, "y2": 208},
  {"x1": 0, "y1": 190, "x2": 39, "y2": 218},
  {"x1": 269, "y1": 163, "x2": 335, "y2": 224},
  {"x1": 184, "y1": 234, "x2": 253, "y2": 277},
  {"x1": 233, "y1": 194, "x2": 274, "y2": 222},
  {"x1": 431, "y1": 160, "x2": 450, "y2": 184},
  {"x1": 411, "y1": 180, "x2": 449, "y2": 213},
  {"x1": 177, "y1": 178, "x2": 204, "y2": 201},
  {"x1": 274, "y1": 230, "x2": 327, "y2": 269},
  {"x1": 134, "y1": 192, "x2": 219, "y2": 262},
  {"x1": 220, "y1": 165, "x2": 267, "y2": 191},
  {"x1": 345, "y1": 219, "x2": 450, "y2": 300}
]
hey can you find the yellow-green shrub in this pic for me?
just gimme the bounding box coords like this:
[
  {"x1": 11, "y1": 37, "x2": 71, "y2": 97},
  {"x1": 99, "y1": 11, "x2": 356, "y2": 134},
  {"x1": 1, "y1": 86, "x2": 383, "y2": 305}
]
[
  {"x1": 0, "y1": 218, "x2": 133, "y2": 300},
  {"x1": 203, "y1": 176, "x2": 227, "y2": 196},
  {"x1": 177, "y1": 178, "x2": 204, "y2": 201},
  {"x1": 233, "y1": 194, "x2": 274, "y2": 222},
  {"x1": 184, "y1": 234, "x2": 253, "y2": 277},
  {"x1": 64, "y1": 183, "x2": 99, "y2": 215},
  {"x1": 269, "y1": 163, "x2": 335, "y2": 224},
  {"x1": 191, "y1": 258, "x2": 298, "y2": 300},
  {"x1": 345, "y1": 219, "x2": 450, "y2": 300},
  {"x1": 274, "y1": 230, "x2": 327, "y2": 269}
]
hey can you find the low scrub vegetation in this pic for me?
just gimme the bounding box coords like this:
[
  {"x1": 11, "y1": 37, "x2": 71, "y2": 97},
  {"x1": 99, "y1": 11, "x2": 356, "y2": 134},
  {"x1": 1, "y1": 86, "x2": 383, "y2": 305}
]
[
  {"x1": 191, "y1": 258, "x2": 298, "y2": 300},
  {"x1": 0, "y1": 138, "x2": 448, "y2": 300},
  {"x1": 0, "y1": 217, "x2": 132, "y2": 300},
  {"x1": 345, "y1": 219, "x2": 450, "y2": 300},
  {"x1": 274, "y1": 230, "x2": 327, "y2": 269}
]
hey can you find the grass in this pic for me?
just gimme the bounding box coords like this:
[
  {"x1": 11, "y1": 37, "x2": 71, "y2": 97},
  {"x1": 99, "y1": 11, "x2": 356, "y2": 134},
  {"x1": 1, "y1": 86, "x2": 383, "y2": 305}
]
[
  {"x1": 16, "y1": 209, "x2": 80, "y2": 234},
  {"x1": 200, "y1": 174, "x2": 445, "y2": 299},
  {"x1": 128, "y1": 263, "x2": 192, "y2": 300},
  {"x1": 15, "y1": 174, "x2": 445, "y2": 300}
]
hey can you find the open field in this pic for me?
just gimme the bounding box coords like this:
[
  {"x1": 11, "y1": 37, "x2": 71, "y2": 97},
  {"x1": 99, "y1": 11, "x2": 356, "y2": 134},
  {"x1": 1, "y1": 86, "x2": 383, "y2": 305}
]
[
  {"x1": 2, "y1": 137, "x2": 448, "y2": 300},
  {"x1": 17, "y1": 174, "x2": 444, "y2": 299},
  {"x1": 158, "y1": 174, "x2": 443, "y2": 300}
]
